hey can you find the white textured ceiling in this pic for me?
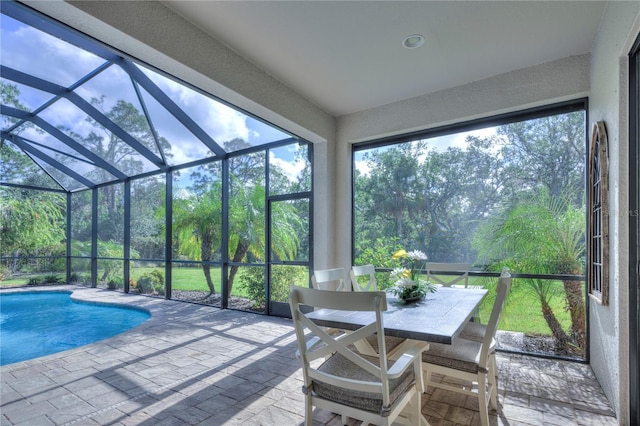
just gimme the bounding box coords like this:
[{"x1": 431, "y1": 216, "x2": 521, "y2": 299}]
[{"x1": 163, "y1": 1, "x2": 607, "y2": 117}]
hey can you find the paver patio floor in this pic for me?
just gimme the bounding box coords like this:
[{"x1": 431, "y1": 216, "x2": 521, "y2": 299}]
[{"x1": 1, "y1": 286, "x2": 617, "y2": 425}]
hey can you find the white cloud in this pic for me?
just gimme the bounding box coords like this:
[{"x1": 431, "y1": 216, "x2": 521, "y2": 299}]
[{"x1": 269, "y1": 151, "x2": 305, "y2": 181}]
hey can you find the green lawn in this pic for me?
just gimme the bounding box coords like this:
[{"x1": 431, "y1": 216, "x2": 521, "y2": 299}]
[
  {"x1": 470, "y1": 275, "x2": 573, "y2": 336},
  {"x1": 131, "y1": 266, "x2": 250, "y2": 298}
]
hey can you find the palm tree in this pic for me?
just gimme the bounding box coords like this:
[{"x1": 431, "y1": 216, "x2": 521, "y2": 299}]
[
  {"x1": 474, "y1": 189, "x2": 586, "y2": 354},
  {"x1": 227, "y1": 180, "x2": 302, "y2": 294},
  {"x1": 173, "y1": 182, "x2": 222, "y2": 296}
]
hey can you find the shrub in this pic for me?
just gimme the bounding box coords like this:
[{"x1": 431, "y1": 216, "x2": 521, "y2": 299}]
[
  {"x1": 137, "y1": 270, "x2": 164, "y2": 295},
  {"x1": 43, "y1": 274, "x2": 63, "y2": 284},
  {"x1": 27, "y1": 277, "x2": 41, "y2": 285},
  {"x1": 238, "y1": 266, "x2": 306, "y2": 310}
]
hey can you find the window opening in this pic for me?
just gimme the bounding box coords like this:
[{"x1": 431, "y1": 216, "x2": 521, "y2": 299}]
[{"x1": 588, "y1": 121, "x2": 609, "y2": 305}]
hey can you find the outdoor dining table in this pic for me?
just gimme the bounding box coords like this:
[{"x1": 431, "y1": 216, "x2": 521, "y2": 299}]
[{"x1": 306, "y1": 286, "x2": 488, "y2": 345}]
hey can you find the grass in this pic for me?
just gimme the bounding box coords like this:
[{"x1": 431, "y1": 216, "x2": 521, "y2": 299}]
[
  {"x1": 469, "y1": 275, "x2": 573, "y2": 336},
  {"x1": 131, "y1": 266, "x2": 250, "y2": 298}
]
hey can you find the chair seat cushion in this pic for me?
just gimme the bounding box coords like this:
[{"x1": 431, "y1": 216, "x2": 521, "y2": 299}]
[
  {"x1": 313, "y1": 353, "x2": 415, "y2": 414},
  {"x1": 422, "y1": 339, "x2": 488, "y2": 374},
  {"x1": 365, "y1": 335, "x2": 406, "y2": 354},
  {"x1": 458, "y1": 322, "x2": 486, "y2": 342},
  {"x1": 458, "y1": 323, "x2": 498, "y2": 350}
]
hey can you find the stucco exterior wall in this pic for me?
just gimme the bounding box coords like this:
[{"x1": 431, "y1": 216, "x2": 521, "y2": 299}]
[{"x1": 588, "y1": 3, "x2": 640, "y2": 423}]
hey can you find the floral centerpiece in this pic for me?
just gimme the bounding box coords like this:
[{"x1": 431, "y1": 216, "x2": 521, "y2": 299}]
[{"x1": 387, "y1": 249, "x2": 437, "y2": 302}]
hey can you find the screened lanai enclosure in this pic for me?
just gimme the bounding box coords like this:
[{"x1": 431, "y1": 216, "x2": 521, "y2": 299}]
[
  {"x1": 2, "y1": 1, "x2": 593, "y2": 362},
  {"x1": 0, "y1": 1, "x2": 313, "y2": 316}
]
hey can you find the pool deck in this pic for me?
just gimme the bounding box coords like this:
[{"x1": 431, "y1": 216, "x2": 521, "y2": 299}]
[{"x1": 1, "y1": 285, "x2": 617, "y2": 425}]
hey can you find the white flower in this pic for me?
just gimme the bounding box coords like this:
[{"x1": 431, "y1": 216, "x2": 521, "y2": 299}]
[
  {"x1": 406, "y1": 250, "x2": 427, "y2": 261},
  {"x1": 390, "y1": 268, "x2": 408, "y2": 281},
  {"x1": 396, "y1": 277, "x2": 416, "y2": 288}
]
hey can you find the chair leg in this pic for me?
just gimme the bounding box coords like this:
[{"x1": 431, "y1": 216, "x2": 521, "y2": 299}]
[
  {"x1": 341, "y1": 414, "x2": 347, "y2": 425},
  {"x1": 305, "y1": 395, "x2": 313, "y2": 426},
  {"x1": 413, "y1": 389, "x2": 422, "y2": 424},
  {"x1": 489, "y1": 353, "x2": 498, "y2": 410},
  {"x1": 477, "y1": 373, "x2": 489, "y2": 426},
  {"x1": 423, "y1": 366, "x2": 432, "y2": 393}
]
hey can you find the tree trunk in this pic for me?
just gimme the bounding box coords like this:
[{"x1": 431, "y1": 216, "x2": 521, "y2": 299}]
[
  {"x1": 540, "y1": 299, "x2": 570, "y2": 352},
  {"x1": 11, "y1": 250, "x2": 19, "y2": 274},
  {"x1": 563, "y1": 278, "x2": 586, "y2": 350},
  {"x1": 200, "y1": 234, "x2": 215, "y2": 295},
  {"x1": 228, "y1": 240, "x2": 250, "y2": 294}
]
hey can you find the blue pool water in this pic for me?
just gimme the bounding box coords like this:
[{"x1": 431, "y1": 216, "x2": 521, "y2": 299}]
[{"x1": 0, "y1": 291, "x2": 150, "y2": 366}]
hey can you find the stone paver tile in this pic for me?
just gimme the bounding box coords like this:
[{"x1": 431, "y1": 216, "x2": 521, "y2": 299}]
[
  {"x1": 1, "y1": 399, "x2": 53, "y2": 425},
  {"x1": 85, "y1": 407, "x2": 129, "y2": 425},
  {"x1": 430, "y1": 387, "x2": 468, "y2": 407},
  {"x1": 246, "y1": 405, "x2": 305, "y2": 425},
  {"x1": 530, "y1": 395, "x2": 575, "y2": 418},
  {"x1": 9, "y1": 384, "x2": 68, "y2": 405},
  {"x1": 172, "y1": 405, "x2": 211, "y2": 424},
  {"x1": 444, "y1": 405, "x2": 476, "y2": 424},
  {"x1": 425, "y1": 416, "x2": 455, "y2": 426},
  {"x1": 422, "y1": 398, "x2": 451, "y2": 418},
  {"x1": 0, "y1": 387, "x2": 22, "y2": 406},
  {"x1": 47, "y1": 392, "x2": 85, "y2": 410},
  {"x1": 83, "y1": 389, "x2": 131, "y2": 411},
  {"x1": 72, "y1": 382, "x2": 116, "y2": 402},
  {"x1": 236, "y1": 394, "x2": 278, "y2": 414},
  {"x1": 574, "y1": 409, "x2": 620, "y2": 425},
  {"x1": 544, "y1": 411, "x2": 577, "y2": 425},
  {"x1": 224, "y1": 379, "x2": 265, "y2": 401},
  {"x1": 194, "y1": 394, "x2": 238, "y2": 415},
  {"x1": 50, "y1": 369, "x2": 98, "y2": 386},
  {"x1": 273, "y1": 394, "x2": 305, "y2": 414},
  {"x1": 500, "y1": 404, "x2": 544, "y2": 425},
  {"x1": 501, "y1": 390, "x2": 530, "y2": 408},
  {"x1": 5, "y1": 376, "x2": 56, "y2": 396},
  {"x1": 44, "y1": 400, "x2": 97, "y2": 425},
  {"x1": 118, "y1": 411, "x2": 158, "y2": 426},
  {"x1": 573, "y1": 398, "x2": 616, "y2": 417},
  {"x1": 13, "y1": 415, "x2": 55, "y2": 426},
  {"x1": 192, "y1": 405, "x2": 255, "y2": 425},
  {"x1": 232, "y1": 365, "x2": 280, "y2": 384}
]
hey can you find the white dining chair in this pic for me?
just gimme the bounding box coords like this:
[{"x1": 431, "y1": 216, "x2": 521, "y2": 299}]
[
  {"x1": 421, "y1": 269, "x2": 511, "y2": 426},
  {"x1": 459, "y1": 268, "x2": 512, "y2": 343},
  {"x1": 425, "y1": 262, "x2": 471, "y2": 288},
  {"x1": 427, "y1": 262, "x2": 481, "y2": 320},
  {"x1": 350, "y1": 264, "x2": 378, "y2": 292},
  {"x1": 290, "y1": 286, "x2": 428, "y2": 426},
  {"x1": 350, "y1": 264, "x2": 406, "y2": 356},
  {"x1": 312, "y1": 267, "x2": 351, "y2": 291}
]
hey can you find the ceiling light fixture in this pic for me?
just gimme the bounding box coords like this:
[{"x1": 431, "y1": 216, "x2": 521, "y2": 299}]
[{"x1": 402, "y1": 34, "x2": 425, "y2": 49}]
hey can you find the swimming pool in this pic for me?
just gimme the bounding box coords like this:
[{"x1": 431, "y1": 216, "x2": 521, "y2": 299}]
[{"x1": 0, "y1": 291, "x2": 150, "y2": 366}]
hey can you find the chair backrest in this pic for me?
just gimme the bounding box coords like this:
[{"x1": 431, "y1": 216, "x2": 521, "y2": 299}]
[
  {"x1": 311, "y1": 267, "x2": 351, "y2": 291},
  {"x1": 479, "y1": 268, "x2": 511, "y2": 365},
  {"x1": 350, "y1": 264, "x2": 378, "y2": 291},
  {"x1": 426, "y1": 262, "x2": 471, "y2": 287},
  {"x1": 289, "y1": 286, "x2": 392, "y2": 403}
]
